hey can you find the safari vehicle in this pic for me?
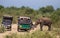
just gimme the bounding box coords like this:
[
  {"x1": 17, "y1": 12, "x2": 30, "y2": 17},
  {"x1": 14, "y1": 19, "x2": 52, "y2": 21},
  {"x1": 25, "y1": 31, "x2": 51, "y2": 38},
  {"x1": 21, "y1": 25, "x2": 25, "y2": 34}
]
[
  {"x1": 17, "y1": 16, "x2": 33, "y2": 32},
  {"x1": 1, "y1": 15, "x2": 13, "y2": 31}
]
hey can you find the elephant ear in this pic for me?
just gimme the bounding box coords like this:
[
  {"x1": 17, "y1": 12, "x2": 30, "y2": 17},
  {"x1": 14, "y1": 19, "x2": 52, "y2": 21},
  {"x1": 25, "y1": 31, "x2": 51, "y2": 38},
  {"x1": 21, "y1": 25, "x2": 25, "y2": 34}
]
[
  {"x1": 35, "y1": 19, "x2": 40, "y2": 25},
  {"x1": 40, "y1": 18, "x2": 43, "y2": 23}
]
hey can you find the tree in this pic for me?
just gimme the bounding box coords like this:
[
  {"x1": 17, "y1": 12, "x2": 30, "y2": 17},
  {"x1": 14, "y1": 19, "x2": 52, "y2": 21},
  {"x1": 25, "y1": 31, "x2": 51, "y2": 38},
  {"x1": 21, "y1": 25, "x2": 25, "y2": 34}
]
[
  {"x1": 0, "y1": 5, "x2": 4, "y2": 9},
  {"x1": 39, "y1": 5, "x2": 54, "y2": 13},
  {"x1": 20, "y1": 6, "x2": 25, "y2": 10},
  {"x1": 39, "y1": 7, "x2": 46, "y2": 13},
  {"x1": 56, "y1": 8, "x2": 60, "y2": 11},
  {"x1": 45, "y1": 5, "x2": 54, "y2": 12},
  {"x1": 25, "y1": 8, "x2": 34, "y2": 14}
]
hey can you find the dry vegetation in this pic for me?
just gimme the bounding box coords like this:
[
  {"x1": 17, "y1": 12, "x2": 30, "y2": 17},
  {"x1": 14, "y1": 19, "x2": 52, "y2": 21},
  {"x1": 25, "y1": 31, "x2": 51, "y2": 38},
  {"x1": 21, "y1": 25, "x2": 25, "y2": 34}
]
[
  {"x1": 5, "y1": 29, "x2": 60, "y2": 38},
  {"x1": 0, "y1": 5, "x2": 60, "y2": 38}
]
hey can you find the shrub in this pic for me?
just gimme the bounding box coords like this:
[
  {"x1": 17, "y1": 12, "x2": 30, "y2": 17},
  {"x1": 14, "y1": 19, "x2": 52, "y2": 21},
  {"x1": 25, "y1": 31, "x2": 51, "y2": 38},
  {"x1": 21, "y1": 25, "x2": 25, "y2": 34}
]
[
  {"x1": 0, "y1": 25, "x2": 5, "y2": 33},
  {"x1": 5, "y1": 30, "x2": 58, "y2": 38}
]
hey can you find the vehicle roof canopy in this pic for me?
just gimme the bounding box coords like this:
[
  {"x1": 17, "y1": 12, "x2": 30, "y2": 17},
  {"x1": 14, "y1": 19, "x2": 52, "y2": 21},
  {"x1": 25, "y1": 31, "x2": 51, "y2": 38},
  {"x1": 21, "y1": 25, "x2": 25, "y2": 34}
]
[
  {"x1": 3, "y1": 15, "x2": 13, "y2": 20},
  {"x1": 3, "y1": 15, "x2": 13, "y2": 18},
  {"x1": 18, "y1": 16, "x2": 30, "y2": 19}
]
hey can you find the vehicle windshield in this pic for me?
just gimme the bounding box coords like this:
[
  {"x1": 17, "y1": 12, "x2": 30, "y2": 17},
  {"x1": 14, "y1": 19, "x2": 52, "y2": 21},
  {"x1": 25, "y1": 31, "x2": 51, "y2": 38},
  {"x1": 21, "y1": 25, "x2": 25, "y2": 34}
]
[
  {"x1": 18, "y1": 18, "x2": 31, "y2": 24},
  {"x1": 2, "y1": 19, "x2": 11, "y2": 25}
]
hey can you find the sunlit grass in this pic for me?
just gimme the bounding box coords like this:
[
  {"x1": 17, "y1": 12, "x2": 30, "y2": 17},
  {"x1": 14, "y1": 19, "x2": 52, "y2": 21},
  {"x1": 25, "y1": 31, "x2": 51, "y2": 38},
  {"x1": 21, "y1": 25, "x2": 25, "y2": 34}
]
[
  {"x1": 5, "y1": 29, "x2": 60, "y2": 38},
  {"x1": 0, "y1": 25, "x2": 5, "y2": 33}
]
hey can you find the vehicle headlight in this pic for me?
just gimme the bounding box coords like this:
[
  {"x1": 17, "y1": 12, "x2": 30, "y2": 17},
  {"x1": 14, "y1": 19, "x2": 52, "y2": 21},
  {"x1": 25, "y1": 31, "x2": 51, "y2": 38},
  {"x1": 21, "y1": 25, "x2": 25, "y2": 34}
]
[
  {"x1": 8, "y1": 25, "x2": 10, "y2": 26},
  {"x1": 20, "y1": 25, "x2": 22, "y2": 28}
]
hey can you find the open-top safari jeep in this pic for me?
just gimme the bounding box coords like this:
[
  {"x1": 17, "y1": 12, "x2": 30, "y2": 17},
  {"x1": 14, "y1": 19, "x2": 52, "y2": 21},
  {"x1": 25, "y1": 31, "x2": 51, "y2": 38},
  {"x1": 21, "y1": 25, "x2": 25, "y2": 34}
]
[
  {"x1": 1, "y1": 15, "x2": 13, "y2": 31},
  {"x1": 17, "y1": 16, "x2": 33, "y2": 32}
]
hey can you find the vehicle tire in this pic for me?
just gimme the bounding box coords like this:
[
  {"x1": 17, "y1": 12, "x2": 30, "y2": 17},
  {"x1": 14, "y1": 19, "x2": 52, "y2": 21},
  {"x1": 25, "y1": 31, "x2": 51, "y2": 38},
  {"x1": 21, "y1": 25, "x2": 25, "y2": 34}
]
[
  {"x1": 24, "y1": 29, "x2": 27, "y2": 31},
  {"x1": 7, "y1": 28, "x2": 11, "y2": 31},
  {"x1": 9, "y1": 26, "x2": 11, "y2": 31},
  {"x1": 17, "y1": 28, "x2": 22, "y2": 32},
  {"x1": 27, "y1": 30, "x2": 30, "y2": 32},
  {"x1": 17, "y1": 28, "x2": 19, "y2": 32},
  {"x1": 9, "y1": 28, "x2": 11, "y2": 31}
]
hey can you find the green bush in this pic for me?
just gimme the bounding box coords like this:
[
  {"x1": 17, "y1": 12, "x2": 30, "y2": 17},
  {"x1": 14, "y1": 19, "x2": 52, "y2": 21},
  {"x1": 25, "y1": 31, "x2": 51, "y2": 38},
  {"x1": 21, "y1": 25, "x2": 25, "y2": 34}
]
[
  {"x1": 0, "y1": 25, "x2": 5, "y2": 33},
  {"x1": 5, "y1": 33, "x2": 18, "y2": 38},
  {"x1": 0, "y1": 5, "x2": 60, "y2": 28},
  {"x1": 5, "y1": 30, "x2": 59, "y2": 38}
]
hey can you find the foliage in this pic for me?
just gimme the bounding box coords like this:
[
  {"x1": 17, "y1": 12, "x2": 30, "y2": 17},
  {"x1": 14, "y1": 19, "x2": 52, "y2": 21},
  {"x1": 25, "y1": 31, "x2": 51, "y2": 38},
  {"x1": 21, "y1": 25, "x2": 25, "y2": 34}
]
[
  {"x1": 5, "y1": 30, "x2": 60, "y2": 38},
  {"x1": 0, "y1": 25, "x2": 5, "y2": 33},
  {"x1": 39, "y1": 5, "x2": 54, "y2": 13},
  {"x1": 0, "y1": 5, "x2": 4, "y2": 9},
  {"x1": 0, "y1": 5, "x2": 60, "y2": 28}
]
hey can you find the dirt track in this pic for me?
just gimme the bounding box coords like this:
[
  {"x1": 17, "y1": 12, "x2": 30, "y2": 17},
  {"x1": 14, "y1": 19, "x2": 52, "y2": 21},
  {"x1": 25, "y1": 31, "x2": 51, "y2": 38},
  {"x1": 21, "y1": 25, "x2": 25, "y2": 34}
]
[
  {"x1": 0, "y1": 23, "x2": 60, "y2": 38},
  {"x1": 0, "y1": 24, "x2": 48, "y2": 38}
]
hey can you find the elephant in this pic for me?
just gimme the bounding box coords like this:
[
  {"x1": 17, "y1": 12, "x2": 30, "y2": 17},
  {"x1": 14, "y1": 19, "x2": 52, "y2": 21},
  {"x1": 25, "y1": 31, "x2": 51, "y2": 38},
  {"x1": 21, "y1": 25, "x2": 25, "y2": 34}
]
[{"x1": 34, "y1": 16, "x2": 52, "y2": 31}]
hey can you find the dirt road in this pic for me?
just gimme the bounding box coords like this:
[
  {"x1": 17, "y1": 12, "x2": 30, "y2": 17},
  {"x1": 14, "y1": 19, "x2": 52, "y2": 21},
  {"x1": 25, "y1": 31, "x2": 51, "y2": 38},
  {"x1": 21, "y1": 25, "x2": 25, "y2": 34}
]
[
  {"x1": 0, "y1": 22, "x2": 40, "y2": 38},
  {"x1": 0, "y1": 23, "x2": 59, "y2": 38},
  {"x1": 0, "y1": 23, "x2": 49, "y2": 38}
]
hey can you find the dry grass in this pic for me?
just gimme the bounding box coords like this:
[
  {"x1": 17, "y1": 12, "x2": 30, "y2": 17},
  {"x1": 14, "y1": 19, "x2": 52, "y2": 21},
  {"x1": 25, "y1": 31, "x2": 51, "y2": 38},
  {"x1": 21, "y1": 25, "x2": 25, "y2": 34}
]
[
  {"x1": 5, "y1": 29, "x2": 60, "y2": 38},
  {"x1": 0, "y1": 25, "x2": 5, "y2": 33}
]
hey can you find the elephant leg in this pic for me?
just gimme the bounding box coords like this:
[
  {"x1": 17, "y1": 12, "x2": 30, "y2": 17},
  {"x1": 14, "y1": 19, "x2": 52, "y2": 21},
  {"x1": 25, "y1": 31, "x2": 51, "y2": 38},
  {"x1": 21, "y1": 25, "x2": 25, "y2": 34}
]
[
  {"x1": 40, "y1": 24, "x2": 43, "y2": 31},
  {"x1": 48, "y1": 24, "x2": 51, "y2": 31}
]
